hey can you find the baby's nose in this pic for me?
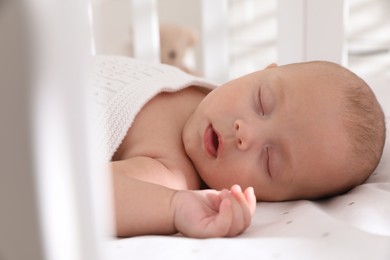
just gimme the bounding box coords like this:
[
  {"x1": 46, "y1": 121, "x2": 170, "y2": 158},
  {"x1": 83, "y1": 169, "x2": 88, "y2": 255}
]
[{"x1": 234, "y1": 119, "x2": 253, "y2": 151}]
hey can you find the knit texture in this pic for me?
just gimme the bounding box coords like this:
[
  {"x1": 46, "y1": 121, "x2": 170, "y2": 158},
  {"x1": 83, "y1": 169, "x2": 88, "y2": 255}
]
[{"x1": 89, "y1": 55, "x2": 217, "y2": 161}]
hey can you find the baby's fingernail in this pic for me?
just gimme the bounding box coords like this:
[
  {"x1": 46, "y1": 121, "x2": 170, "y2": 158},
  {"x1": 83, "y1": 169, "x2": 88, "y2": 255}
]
[
  {"x1": 232, "y1": 184, "x2": 242, "y2": 192},
  {"x1": 247, "y1": 187, "x2": 254, "y2": 193}
]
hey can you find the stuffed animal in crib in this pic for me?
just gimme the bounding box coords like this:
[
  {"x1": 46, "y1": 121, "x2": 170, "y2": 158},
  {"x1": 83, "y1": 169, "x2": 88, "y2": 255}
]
[{"x1": 159, "y1": 23, "x2": 199, "y2": 76}]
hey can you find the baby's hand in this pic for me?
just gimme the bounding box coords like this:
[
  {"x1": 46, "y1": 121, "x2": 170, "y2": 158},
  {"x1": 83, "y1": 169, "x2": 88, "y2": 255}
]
[{"x1": 171, "y1": 185, "x2": 256, "y2": 238}]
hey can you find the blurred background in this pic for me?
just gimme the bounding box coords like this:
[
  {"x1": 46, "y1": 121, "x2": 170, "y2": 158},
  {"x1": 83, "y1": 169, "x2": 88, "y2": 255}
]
[{"x1": 92, "y1": 0, "x2": 390, "y2": 82}]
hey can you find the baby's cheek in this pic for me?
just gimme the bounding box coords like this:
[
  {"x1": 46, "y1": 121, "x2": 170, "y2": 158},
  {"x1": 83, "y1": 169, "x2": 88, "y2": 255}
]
[
  {"x1": 224, "y1": 171, "x2": 253, "y2": 190},
  {"x1": 199, "y1": 169, "x2": 231, "y2": 190}
]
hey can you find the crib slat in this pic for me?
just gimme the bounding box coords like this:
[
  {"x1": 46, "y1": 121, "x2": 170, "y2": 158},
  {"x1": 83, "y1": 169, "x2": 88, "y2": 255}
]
[
  {"x1": 200, "y1": 0, "x2": 229, "y2": 83},
  {"x1": 131, "y1": 0, "x2": 160, "y2": 63},
  {"x1": 0, "y1": 2, "x2": 45, "y2": 260},
  {"x1": 305, "y1": 0, "x2": 347, "y2": 65},
  {"x1": 277, "y1": 0, "x2": 347, "y2": 65},
  {"x1": 277, "y1": 0, "x2": 306, "y2": 64},
  {"x1": 27, "y1": 1, "x2": 111, "y2": 260}
]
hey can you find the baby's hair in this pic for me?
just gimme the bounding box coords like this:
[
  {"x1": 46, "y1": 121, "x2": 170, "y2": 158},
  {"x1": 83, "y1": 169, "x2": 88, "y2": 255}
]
[
  {"x1": 321, "y1": 62, "x2": 386, "y2": 195},
  {"x1": 341, "y1": 69, "x2": 386, "y2": 185}
]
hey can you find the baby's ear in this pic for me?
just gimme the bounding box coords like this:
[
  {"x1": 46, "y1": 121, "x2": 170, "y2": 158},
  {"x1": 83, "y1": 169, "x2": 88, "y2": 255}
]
[{"x1": 265, "y1": 63, "x2": 278, "y2": 69}]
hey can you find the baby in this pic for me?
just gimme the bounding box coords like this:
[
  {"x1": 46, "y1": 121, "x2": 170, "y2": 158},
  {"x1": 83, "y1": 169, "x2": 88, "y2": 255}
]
[{"x1": 90, "y1": 56, "x2": 385, "y2": 238}]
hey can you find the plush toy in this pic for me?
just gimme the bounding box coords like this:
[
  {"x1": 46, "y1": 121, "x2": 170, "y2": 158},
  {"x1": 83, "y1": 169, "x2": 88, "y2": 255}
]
[{"x1": 159, "y1": 23, "x2": 199, "y2": 75}]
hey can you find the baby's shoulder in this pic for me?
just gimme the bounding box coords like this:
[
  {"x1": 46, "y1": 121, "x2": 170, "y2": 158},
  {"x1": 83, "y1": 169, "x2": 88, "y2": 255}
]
[{"x1": 113, "y1": 87, "x2": 206, "y2": 185}]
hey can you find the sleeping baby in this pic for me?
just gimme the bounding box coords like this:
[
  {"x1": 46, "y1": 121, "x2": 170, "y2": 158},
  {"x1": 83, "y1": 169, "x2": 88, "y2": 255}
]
[{"x1": 89, "y1": 56, "x2": 385, "y2": 238}]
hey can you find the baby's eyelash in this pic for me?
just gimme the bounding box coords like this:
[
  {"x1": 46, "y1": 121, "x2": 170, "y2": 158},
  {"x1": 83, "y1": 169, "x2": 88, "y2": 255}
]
[
  {"x1": 266, "y1": 147, "x2": 271, "y2": 178},
  {"x1": 258, "y1": 88, "x2": 265, "y2": 115}
]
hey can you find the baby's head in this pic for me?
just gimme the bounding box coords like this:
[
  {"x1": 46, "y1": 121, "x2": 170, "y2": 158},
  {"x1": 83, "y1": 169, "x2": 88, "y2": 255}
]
[
  {"x1": 182, "y1": 61, "x2": 386, "y2": 201},
  {"x1": 328, "y1": 62, "x2": 386, "y2": 196}
]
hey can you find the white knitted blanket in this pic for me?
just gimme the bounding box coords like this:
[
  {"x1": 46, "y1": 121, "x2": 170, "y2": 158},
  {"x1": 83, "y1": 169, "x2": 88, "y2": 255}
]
[{"x1": 88, "y1": 56, "x2": 217, "y2": 161}]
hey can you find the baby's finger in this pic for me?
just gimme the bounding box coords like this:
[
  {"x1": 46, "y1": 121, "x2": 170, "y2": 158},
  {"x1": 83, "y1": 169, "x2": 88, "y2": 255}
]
[
  {"x1": 211, "y1": 198, "x2": 233, "y2": 237},
  {"x1": 219, "y1": 188, "x2": 230, "y2": 199},
  {"x1": 229, "y1": 185, "x2": 252, "y2": 231},
  {"x1": 217, "y1": 186, "x2": 249, "y2": 237},
  {"x1": 244, "y1": 187, "x2": 256, "y2": 216}
]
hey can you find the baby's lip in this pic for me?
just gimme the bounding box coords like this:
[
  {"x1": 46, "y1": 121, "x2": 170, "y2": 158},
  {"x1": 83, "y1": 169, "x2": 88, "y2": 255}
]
[{"x1": 204, "y1": 125, "x2": 221, "y2": 158}]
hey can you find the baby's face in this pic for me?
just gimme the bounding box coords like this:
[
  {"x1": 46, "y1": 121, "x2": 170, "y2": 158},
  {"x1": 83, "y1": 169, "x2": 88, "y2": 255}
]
[{"x1": 183, "y1": 63, "x2": 353, "y2": 201}]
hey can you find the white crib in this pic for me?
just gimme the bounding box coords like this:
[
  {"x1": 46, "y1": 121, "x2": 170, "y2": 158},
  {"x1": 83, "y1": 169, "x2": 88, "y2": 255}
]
[{"x1": 1, "y1": 1, "x2": 389, "y2": 260}]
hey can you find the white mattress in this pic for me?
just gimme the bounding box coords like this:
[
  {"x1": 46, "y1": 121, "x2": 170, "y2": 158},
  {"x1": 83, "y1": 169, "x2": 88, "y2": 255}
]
[{"x1": 107, "y1": 76, "x2": 390, "y2": 260}]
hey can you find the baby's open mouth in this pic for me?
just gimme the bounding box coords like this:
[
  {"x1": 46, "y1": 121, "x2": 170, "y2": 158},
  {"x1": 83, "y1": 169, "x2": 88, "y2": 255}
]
[
  {"x1": 212, "y1": 129, "x2": 219, "y2": 152},
  {"x1": 204, "y1": 125, "x2": 220, "y2": 158}
]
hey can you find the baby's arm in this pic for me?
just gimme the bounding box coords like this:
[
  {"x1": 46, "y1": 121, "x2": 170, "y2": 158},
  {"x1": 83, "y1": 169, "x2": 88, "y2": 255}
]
[
  {"x1": 111, "y1": 158, "x2": 256, "y2": 238},
  {"x1": 112, "y1": 171, "x2": 176, "y2": 236}
]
